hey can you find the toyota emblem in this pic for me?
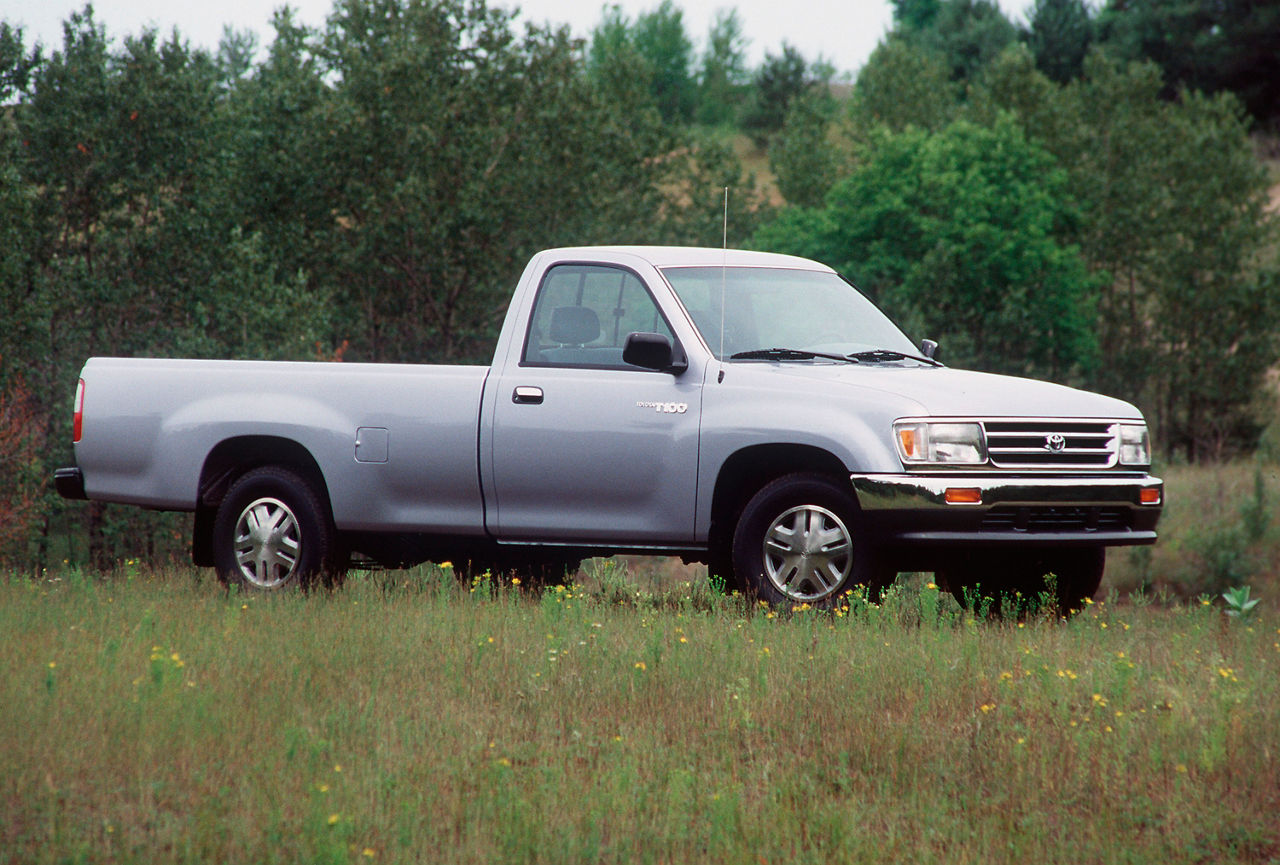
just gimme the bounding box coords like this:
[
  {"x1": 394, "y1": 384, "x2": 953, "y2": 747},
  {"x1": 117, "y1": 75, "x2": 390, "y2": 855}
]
[{"x1": 1045, "y1": 434, "x2": 1067, "y2": 453}]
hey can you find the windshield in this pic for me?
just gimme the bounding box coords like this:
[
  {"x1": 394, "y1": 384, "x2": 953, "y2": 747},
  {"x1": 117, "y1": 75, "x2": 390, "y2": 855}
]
[{"x1": 660, "y1": 266, "x2": 918, "y2": 361}]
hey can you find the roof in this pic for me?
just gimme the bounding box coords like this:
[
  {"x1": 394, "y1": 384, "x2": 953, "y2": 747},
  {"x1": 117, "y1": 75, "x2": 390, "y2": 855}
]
[{"x1": 536, "y1": 246, "x2": 835, "y2": 272}]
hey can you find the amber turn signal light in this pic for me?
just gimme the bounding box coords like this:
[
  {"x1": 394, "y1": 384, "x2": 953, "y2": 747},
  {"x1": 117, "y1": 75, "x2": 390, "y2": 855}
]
[
  {"x1": 1139, "y1": 488, "x2": 1161, "y2": 506},
  {"x1": 944, "y1": 487, "x2": 982, "y2": 505}
]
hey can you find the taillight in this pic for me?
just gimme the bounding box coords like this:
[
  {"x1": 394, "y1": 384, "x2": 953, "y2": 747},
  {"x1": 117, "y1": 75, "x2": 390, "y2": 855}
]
[{"x1": 73, "y1": 379, "x2": 84, "y2": 443}]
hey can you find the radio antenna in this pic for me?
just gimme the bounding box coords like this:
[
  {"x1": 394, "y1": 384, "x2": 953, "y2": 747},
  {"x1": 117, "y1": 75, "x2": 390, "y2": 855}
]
[
  {"x1": 719, "y1": 187, "x2": 728, "y2": 368},
  {"x1": 722, "y1": 186, "x2": 729, "y2": 250}
]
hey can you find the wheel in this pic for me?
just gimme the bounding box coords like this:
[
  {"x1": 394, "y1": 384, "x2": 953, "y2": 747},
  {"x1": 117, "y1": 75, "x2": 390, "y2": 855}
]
[
  {"x1": 212, "y1": 466, "x2": 343, "y2": 591},
  {"x1": 731, "y1": 473, "x2": 890, "y2": 607},
  {"x1": 1050, "y1": 547, "x2": 1105, "y2": 611},
  {"x1": 938, "y1": 548, "x2": 1105, "y2": 617}
]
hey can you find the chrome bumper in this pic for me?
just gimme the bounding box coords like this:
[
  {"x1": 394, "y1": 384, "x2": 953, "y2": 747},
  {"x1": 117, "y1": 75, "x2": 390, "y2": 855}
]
[{"x1": 849, "y1": 472, "x2": 1162, "y2": 548}]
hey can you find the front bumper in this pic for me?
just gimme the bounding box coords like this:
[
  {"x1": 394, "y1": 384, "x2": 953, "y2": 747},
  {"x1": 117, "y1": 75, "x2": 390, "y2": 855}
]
[{"x1": 850, "y1": 472, "x2": 1162, "y2": 551}]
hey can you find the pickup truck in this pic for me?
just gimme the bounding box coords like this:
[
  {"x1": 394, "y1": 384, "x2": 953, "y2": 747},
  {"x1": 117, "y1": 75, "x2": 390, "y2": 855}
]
[{"x1": 56, "y1": 246, "x2": 1162, "y2": 610}]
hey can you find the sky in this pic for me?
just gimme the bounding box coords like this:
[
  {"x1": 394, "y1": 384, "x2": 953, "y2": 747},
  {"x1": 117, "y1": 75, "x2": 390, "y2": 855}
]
[{"x1": 0, "y1": 0, "x2": 1036, "y2": 77}]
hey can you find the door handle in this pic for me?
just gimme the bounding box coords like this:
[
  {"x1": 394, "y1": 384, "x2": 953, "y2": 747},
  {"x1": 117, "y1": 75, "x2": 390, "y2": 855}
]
[{"x1": 512, "y1": 386, "x2": 544, "y2": 405}]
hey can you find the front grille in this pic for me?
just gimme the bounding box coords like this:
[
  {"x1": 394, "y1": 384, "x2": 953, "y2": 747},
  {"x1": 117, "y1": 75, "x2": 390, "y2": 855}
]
[
  {"x1": 983, "y1": 421, "x2": 1117, "y2": 469},
  {"x1": 982, "y1": 506, "x2": 1131, "y2": 533}
]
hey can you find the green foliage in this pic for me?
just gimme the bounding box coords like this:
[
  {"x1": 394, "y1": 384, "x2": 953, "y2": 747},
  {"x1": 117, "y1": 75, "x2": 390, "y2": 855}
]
[
  {"x1": 849, "y1": 37, "x2": 958, "y2": 134},
  {"x1": 317, "y1": 0, "x2": 678, "y2": 362},
  {"x1": 961, "y1": 48, "x2": 1280, "y2": 457},
  {"x1": 1052, "y1": 56, "x2": 1277, "y2": 458},
  {"x1": 1021, "y1": 0, "x2": 1093, "y2": 83},
  {"x1": 588, "y1": 1, "x2": 696, "y2": 125},
  {"x1": 769, "y1": 92, "x2": 841, "y2": 208},
  {"x1": 1095, "y1": 0, "x2": 1280, "y2": 128},
  {"x1": 1221, "y1": 585, "x2": 1260, "y2": 619},
  {"x1": 1189, "y1": 524, "x2": 1254, "y2": 596},
  {"x1": 0, "y1": 21, "x2": 40, "y2": 101},
  {"x1": 742, "y1": 43, "x2": 814, "y2": 147},
  {"x1": 891, "y1": 0, "x2": 942, "y2": 31},
  {"x1": 1239, "y1": 463, "x2": 1271, "y2": 545},
  {"x1": 4, "y1": 0, "x2": 1279, "y2": 574},
  {"x1": 587, "y1": 5, "x2": 652, "y2": 110},
  {"x1": 694, "y1": 9, "x2": 749, "y2": 127},
  {"x1": 895, "y1": 0, "x2": 1018, "y2": 84},
  {"x1": 633, "y1": 0, "x2": 696, "y2": 124},
  {"x1": 661, "y1": 132, "x2": 772, "y2": 247},
  {"x1": 756, "y1": 115, "x2": 1098, "y2": 380}
]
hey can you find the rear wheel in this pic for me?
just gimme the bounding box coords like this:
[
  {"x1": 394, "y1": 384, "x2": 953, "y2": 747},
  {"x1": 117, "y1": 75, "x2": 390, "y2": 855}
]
[
  {"x1": 731, "y1": 473, "x2": 891, "y2": 607},
  {"x1": 212, "y1": 466, "x2": 343, "y2": 591}
]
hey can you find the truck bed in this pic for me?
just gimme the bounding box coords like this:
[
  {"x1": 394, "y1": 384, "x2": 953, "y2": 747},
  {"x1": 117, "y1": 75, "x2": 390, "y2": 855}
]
[{"x1": 75, "y1": 357, "x2": 491, "y2": 535}]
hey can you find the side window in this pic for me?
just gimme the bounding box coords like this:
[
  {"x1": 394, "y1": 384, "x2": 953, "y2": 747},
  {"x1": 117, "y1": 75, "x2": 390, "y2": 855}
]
[{"x1": 523, "y1": 265, "x2": 674, "y2": 368}]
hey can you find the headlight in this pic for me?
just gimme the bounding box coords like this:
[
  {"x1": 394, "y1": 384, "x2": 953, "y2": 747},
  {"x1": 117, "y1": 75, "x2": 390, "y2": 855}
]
[
  {"x1": 1118, "y1": 423, "x2": 1150, "y2": 466},
  {"x1": 894, "y1": 421, "x2": 987, "y2": 465}
]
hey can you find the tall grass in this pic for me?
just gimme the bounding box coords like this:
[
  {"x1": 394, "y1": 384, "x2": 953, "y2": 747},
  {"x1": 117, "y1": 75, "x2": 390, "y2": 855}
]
[
  {"x1": 4, "y1": 562, "x2": 1278, "y2": 864},
  {"x1": 1108, "y1": 459, "x2": 1280, "y2": 599}
]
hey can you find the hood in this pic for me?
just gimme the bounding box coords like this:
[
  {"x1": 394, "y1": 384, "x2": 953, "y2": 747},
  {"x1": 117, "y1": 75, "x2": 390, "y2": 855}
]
[{"x1": 743, "y1": 362, "x2": 1142, "y2": 420}]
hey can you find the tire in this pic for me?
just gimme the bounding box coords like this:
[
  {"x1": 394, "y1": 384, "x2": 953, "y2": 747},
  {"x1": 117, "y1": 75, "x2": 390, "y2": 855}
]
[
  {"x1": 939, "y1": 548, "x2": 1105, "y2": 617},
  {"x1": 731, "y1": 472, "x2": 890, "y2": 607},
  {"x1": 212, "y1": 466, "x2": 343, "y2": 591}
]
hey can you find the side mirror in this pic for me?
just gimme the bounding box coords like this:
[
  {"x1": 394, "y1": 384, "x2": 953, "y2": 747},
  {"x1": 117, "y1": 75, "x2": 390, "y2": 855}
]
[
  {"x1": 623, "y1": 332, "x2": 687, "y2": 374},
  {"x1": 919, "y1": 338, "x2": 940, "y2": 361}
]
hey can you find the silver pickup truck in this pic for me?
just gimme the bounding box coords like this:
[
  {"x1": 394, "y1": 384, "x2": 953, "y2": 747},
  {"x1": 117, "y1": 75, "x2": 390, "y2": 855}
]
[{"x1": 56, "y1": 246, "x2": 1162, "y2": 609}]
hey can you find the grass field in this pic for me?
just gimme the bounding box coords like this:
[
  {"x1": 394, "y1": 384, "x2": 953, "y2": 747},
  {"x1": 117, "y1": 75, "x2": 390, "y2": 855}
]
[{"x1": 4, "y1": 558, "x2": 1279, "y2": 865}]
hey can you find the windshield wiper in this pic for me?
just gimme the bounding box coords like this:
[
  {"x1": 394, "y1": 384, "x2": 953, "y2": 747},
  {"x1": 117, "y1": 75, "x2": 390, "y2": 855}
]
[
  {"x1": 730, "y1": 347, "x2": 860, "y2": 364},
  {"x1": 847, "y1": 349, "x2": 942, "y2": 367}
]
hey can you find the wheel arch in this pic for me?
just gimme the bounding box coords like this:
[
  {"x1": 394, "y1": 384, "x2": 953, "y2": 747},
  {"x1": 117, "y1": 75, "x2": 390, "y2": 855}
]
[
  {"x1": 192, "y1": 436, "x2": 332, "y2": 566},
  {"x1": 708, "y1": 444, "x2": 851, "y2": 547}
]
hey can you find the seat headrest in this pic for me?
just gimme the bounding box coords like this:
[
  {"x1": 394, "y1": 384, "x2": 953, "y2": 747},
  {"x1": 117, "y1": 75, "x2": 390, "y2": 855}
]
[{"x1": 549, "y1": 306, "x2": 600, "y2": 345}]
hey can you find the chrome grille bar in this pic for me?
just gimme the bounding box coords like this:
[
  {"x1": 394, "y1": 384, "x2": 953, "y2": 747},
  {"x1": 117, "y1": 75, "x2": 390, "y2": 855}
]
[{"x1": 983, "y1": 420, "x2": 1118, "y2": 469}]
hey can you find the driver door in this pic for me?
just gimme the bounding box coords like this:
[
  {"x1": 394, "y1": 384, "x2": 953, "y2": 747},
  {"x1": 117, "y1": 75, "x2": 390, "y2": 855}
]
[{"x1": 486, "y1": 263, "x2": 701, "y2": 544}]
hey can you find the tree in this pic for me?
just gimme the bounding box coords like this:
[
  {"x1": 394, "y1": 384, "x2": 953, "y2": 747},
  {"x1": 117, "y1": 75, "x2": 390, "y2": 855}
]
[
  {"x1": 695, "y1": 9, "x2": 749, "y2": 127},
  {"x1": 587, "y1": 1, "x2": 695, "y2": 125},
  {"x1": 769, "y1": 91, "x2": 841, "y2": 208},
  {"x1": 1059, "y1": 58, "x2": 1279, "y2": 457},
  {"x1": 971, "y1": 49, "x2": 1280, "y2": 457},
  {"x1": 891, "y1": 0, "x2": 943, "y2": 31},
  {"x1": 1095, "y1": 0, "x2": 1280, "y2": 127},
  {"x1": 850, "y1": 36, "x2": 958, "y2": 133},
  {"x1": 215, "y1": 26, "x2": 258, "y2": 85},
  {"x1": 587, "y1": 4, "x2": 650, "y2": 108},
  {"x1": 219, "y1": 8, "x2": 338, "y2": 308},
  {"x1": 0, "y1": 22, "x2": 40, "y2": 102},
  {"x1": 633, "y1": 0, "x2": 696, "y2": 124},
  {"x1": 923, "y1": 0, "x2": 1018, "y2": 82},
  {"x1": 743, "y1": 43, "x2": 813, "y2": 147},
  {"x1": 662, "y1": 133, "x2": 771, "y2": 247},
  {"x1": 1021, "y1": 0, "x2": 1093, "y2": 83},
  {"x1": 754, "y1": 116, "x2": 1098, "y2": 381},
  {"x1": 5, "y1": 7, "x2": 332, "y2": 567},
  {"x1": 890, "y1": 0, "x2": 1018, "y2": 85},
  {"x1": 315, "y1": 0, "x2": 678, "y2": 363}
]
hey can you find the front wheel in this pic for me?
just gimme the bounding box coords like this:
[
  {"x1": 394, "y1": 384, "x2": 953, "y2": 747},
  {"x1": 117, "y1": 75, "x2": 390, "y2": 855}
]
[
  {"x1": 731, "y1": 473, "x2": 891, "y2": 607},
  {"x1": 212, "y1": 466, "x2": 343, "y2": 591}
]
